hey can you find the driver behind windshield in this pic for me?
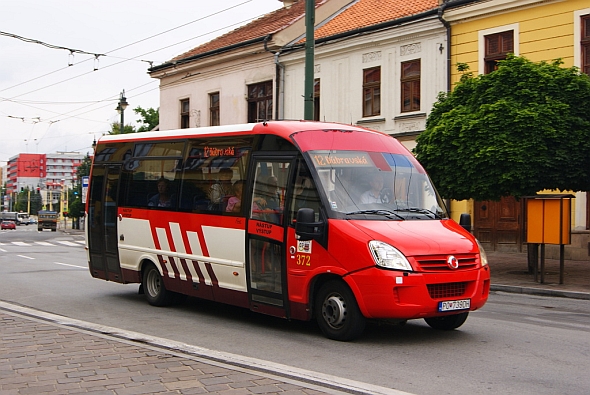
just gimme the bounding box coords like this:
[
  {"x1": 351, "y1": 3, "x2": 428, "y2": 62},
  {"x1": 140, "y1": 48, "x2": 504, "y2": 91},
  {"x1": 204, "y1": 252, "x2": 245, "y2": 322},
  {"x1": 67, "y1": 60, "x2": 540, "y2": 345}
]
[{"x1": 360, "y1": 172, "x2": 384, "y2": 204}]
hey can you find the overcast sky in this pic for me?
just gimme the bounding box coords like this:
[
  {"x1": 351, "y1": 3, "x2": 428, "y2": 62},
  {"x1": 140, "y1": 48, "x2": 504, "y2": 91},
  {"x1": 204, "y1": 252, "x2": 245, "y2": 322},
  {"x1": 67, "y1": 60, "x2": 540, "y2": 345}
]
[{"x1": 0, "y1": 0, "x2": 282, "y2": 165}]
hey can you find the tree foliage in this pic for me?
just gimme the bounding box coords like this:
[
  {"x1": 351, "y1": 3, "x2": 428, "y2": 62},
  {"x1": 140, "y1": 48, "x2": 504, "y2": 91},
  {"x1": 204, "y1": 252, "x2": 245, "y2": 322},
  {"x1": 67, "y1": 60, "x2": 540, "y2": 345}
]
[
  {"x1": 66, "y1": 154, "x2": 92, "y2": 220},
  {"x1": 414, "y1": 55, "x2": 590, "y2": 201},
  {"x1": 134, "y1": 106, "x2": 159, "y2": 132},
  {"x1": 109, "y1": 106, "x2": 159, "y2": 134}
]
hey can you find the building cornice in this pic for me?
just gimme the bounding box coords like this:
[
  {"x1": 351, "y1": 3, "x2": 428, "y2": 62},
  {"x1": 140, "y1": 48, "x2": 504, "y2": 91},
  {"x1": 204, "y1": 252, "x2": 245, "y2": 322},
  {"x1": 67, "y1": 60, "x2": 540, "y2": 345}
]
[{"x1": 443, "y1": 0, "x2": 565, "y2": 22}]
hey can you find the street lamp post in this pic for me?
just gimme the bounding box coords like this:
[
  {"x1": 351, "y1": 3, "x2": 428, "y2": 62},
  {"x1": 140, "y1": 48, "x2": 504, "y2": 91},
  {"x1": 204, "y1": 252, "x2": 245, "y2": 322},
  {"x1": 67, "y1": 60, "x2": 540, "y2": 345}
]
[{"x1": 116, "y1": 90, "x2": 129, "y2": 134}]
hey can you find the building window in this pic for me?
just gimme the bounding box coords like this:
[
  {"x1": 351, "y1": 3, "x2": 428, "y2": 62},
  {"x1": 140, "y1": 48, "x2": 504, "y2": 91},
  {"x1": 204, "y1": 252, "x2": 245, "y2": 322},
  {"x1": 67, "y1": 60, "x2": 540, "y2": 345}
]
[
  {"x1": 401, "y1": 60, "x2": 420, "y2": 112},
  {"x1": 247, "y1": 81, "x2": 273, "y2": 123},
  {"x1": 582, "y1": 15, "x2": 590, "y2": 75},
  {"x1": 362, "y1": 67, "x2": 380, "y2": 117},
  {"x1": 180, "y1": 99, "x2": 190, "y2": 129},
  {"x1": 313, "y1": 78, "x2": 320, "y2": 121},
  {"x1": 209, "y1": 92, "x2": 220, "y2": 126},
  {"x1": 484, "y1": 31, "x2": 514, "y2": 74}
]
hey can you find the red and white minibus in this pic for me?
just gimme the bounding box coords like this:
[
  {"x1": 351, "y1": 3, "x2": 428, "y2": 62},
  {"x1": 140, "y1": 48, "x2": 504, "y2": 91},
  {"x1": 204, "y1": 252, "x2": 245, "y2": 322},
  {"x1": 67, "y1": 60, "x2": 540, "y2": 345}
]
[{"x1": 86, "y1": 121, "x2": 490, "y2": 340}]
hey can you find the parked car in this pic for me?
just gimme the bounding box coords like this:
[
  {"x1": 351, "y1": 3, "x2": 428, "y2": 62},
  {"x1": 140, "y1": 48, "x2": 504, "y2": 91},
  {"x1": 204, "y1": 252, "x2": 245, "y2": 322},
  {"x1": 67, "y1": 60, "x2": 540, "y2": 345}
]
[{"x1": 1, "y1": 221, "x2": 16, "y2": 230}]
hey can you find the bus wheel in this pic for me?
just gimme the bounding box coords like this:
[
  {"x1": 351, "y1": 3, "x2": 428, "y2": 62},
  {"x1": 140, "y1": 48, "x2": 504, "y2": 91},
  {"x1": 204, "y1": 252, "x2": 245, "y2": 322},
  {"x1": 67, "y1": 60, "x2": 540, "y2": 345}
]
[
  {"x1": 142, "y1": 264, "x2": 174, "y2": 306},
  {"x1": 424, "y1": 312, "x2": 469, "y2": 330},
  {"x1": 315, "y1": 280, "x2": 366, "y2": 341}
]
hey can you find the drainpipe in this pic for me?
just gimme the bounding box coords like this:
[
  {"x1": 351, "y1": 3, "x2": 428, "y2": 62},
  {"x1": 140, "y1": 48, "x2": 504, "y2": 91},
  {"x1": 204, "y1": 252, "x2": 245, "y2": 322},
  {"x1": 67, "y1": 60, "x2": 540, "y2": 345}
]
[
  {"x1": 264, "y1": 35, "x2": 284, "y2": 120},
  {"x1": 437, "y1": 1, "x2": 451, "y2": 93},
  {"x1": 274, "y1": 51, "x2": 285, "y2": 120}
]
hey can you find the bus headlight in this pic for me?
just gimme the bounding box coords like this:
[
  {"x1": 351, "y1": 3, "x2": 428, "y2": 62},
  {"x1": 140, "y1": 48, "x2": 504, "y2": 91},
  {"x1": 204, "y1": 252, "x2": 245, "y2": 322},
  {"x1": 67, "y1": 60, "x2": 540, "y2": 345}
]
[
  {"x1": 369, "y1": 241, "x2": 413, "y2": 271},
  {"x1": 476, "y1": 239, "x2": 488, "y2": 266}
]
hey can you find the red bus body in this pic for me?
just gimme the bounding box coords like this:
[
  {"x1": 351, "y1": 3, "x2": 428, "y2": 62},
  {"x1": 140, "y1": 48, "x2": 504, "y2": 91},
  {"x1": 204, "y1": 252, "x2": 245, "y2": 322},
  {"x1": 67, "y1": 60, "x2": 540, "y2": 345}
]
[{"x1": 86, "y1": 121, "x2": 490, "y2": 340}]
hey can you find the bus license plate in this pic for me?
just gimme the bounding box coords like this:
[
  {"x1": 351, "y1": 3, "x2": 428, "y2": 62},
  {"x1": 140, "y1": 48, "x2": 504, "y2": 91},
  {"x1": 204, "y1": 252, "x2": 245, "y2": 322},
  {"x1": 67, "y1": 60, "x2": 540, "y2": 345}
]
[{"x1": 438, "y1": 299, "x2": 470, "y2": 312}]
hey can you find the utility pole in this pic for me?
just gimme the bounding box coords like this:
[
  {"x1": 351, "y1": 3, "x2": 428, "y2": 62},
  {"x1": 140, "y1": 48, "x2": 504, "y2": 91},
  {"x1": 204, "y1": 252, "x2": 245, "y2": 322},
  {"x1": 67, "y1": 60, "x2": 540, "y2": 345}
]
[{"x1": 303, "y1": 0, "x2": 315, "y2": 120}]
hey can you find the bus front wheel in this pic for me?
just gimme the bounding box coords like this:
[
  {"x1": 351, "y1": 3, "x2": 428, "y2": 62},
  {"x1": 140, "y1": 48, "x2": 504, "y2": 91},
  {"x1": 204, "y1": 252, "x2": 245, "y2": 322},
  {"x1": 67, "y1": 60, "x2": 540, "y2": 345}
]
[
  {"x1": 424, "y1": 312, "x2": 469, "y2": 330},
  {"x1": 315, "y1": 280, "x2": 366, "y2": 341},
  {"x1": 142, "y1": 264, "x2": 175, "y2": 306}
]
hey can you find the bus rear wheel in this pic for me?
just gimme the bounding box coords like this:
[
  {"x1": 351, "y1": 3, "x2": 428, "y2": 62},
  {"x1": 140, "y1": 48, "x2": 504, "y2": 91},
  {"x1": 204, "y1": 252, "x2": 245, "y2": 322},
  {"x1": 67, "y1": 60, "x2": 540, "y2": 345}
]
[
  {"x1": 315, "y1": 280, "x2": 366, "y2": 341},
  {"x1": 142, "y1": 264, "x2": 175, "y2": 306},
  {"x1": 424, "y1": 312, "x2": 469, "y2": 330}
]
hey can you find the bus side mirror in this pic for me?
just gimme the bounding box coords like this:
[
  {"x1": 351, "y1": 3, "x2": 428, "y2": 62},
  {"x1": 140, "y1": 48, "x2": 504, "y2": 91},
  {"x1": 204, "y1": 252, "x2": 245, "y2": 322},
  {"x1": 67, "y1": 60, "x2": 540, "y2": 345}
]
[
  {"x1": 459, "y1": 213, "x2": 472, "y2": 233},
  {"x1": 295, "y1": 208, "x2": 324, "y2": 241}
]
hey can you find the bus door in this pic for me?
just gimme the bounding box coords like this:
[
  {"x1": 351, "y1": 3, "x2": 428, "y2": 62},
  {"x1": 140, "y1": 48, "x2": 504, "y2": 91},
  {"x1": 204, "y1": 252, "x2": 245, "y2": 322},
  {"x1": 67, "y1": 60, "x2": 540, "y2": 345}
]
[
  {"x1": 246, "y1": 157, "x2": 294, "y2": 316},
  {"x1": 87, "y1": 165, "x2": 123, "y2": 282}
]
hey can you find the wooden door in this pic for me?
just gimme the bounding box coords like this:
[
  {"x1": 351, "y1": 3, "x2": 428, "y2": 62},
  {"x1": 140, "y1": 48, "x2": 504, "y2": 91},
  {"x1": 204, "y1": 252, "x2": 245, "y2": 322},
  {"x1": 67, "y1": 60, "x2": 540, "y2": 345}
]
[{"x1": 474, "y1": 196, "x2": 523, "y2": 252}]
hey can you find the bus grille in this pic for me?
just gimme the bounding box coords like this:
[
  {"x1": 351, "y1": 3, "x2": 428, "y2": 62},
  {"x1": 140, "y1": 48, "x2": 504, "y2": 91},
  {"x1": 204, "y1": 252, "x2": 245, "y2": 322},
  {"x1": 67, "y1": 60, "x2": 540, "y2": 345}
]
[
  {"x1": 427, "y1": 282, "x2": 467, "y2": 299},
  {"x1": 415, "y1": 254, "x2": 478, "y2": 271}
]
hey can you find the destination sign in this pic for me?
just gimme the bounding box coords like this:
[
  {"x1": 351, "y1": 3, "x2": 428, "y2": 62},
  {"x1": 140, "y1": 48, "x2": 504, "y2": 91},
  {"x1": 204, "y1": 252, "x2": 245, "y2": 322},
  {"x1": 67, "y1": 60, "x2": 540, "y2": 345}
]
[{"x1": 311, "y1": 151, "x2": 374, "y2": 167}]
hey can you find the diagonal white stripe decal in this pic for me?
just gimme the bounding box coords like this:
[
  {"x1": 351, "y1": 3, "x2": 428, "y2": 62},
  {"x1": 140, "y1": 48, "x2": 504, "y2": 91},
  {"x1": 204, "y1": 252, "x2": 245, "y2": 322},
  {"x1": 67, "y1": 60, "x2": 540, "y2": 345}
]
[
  {"x1": 169, "y1": 222, "x2": 187, "y2": 280},
  {"x1": 155, "y1": 227, "x2": 175, "y2": 278},
  {"x1": 186, "y1": 231, "x2": 203, "y2": 256}
]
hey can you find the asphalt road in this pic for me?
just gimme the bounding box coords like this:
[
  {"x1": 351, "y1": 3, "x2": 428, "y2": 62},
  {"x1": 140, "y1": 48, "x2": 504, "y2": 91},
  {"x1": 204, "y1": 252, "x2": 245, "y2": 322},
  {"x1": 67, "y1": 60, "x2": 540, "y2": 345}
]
[{"x1": 1, "y1": 228, "x2": 589, "y2": 395}]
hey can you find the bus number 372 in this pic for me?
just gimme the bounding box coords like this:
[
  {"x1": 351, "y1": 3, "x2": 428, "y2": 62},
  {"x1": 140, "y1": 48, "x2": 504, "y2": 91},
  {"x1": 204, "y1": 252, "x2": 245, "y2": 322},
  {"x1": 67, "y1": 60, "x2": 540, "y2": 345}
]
[{"x1": 86, "y1": 121, "x2": 490, "y2": 341}]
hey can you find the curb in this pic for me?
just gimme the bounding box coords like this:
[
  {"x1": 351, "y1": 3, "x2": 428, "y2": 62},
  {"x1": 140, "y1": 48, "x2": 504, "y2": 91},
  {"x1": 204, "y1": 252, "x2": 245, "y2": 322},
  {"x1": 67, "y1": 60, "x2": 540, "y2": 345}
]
[
  {"x1": 491, "y1": 284, "x2": 590, "y2": 300},
  {"x1": 0, "y1": 300, "x2": 411, "y2": 395}
]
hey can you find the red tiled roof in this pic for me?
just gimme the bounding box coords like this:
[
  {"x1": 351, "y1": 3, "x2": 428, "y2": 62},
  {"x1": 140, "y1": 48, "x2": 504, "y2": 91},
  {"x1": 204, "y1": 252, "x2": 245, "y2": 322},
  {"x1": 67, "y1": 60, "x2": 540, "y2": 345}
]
[
  {"x1": 172, "y1": 0, "x2": 325, "y2": 61},
  {"x1": 313, "y1": 0, "x2": 439, "y2": 41},
  {"x1": 171, "y1": 0, "x2": 439, "y2": 62}
]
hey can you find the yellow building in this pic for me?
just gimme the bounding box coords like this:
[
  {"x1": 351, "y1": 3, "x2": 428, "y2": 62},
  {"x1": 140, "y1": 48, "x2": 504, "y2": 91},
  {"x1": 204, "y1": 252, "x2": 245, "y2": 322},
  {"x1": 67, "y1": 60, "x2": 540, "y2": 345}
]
[{"x1": 442, "y1": 0, "x2": 590, "y2": 258}]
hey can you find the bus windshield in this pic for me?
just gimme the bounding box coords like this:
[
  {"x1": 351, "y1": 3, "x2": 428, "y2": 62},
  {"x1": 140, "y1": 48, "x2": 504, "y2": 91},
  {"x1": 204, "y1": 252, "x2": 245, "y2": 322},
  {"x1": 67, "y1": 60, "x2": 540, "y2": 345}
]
[{"x1": 308, "y1": 150, "x2": 448, "y2": 220}]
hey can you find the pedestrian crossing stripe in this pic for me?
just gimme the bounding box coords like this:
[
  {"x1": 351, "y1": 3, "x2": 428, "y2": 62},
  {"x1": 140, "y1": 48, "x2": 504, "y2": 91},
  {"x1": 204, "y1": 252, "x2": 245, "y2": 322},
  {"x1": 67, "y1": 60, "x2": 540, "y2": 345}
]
[
  {"x1": 0, "y1": 240, "x2": 84, "y2": 247},
  {"x1": 56, "y1": 241, "x2": 80, "y2": 246}
]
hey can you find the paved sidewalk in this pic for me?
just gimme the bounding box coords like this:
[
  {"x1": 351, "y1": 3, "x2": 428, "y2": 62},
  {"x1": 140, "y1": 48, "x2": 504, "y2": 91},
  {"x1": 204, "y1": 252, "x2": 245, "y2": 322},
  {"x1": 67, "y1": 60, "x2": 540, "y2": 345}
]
[
  {"x1": 487, "y1": 251, "x2": 590, "y2": 299},
  {"x1": 0, "y1": 304, "x2": 407, "y2": 395}
]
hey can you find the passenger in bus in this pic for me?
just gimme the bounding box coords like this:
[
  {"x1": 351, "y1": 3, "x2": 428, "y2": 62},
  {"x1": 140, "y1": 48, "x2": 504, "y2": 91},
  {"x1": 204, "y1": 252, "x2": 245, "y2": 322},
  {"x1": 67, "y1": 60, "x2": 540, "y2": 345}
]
[
  {"x1": 208, "y1": 168, "x2": 233, "y2": 210},
  {"x1": 253, "y1": 176, "x2": 281, "y2": 210},
  {"x1": 252, "y1": 176, "x2": 282, "y2": 222},
  {"x1": 148, "y1": 177, "x2": 175, "y2": 207},
  {"x1": 360, "y1": 172, "x2": 384, "y2": 204},
  {"x1": 226, "y1": 180, "x2": 245, "y2": 213}
]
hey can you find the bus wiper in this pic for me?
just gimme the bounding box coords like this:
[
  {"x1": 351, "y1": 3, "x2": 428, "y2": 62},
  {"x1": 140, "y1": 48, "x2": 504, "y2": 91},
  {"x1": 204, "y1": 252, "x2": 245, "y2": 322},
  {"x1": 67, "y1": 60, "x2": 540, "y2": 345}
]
[
  {"x1": 346, "y1": 210, "x2": 405, "y2": 220},
  {"x1": 395, "y1": 207, "x2": 442, "y2": 219}
]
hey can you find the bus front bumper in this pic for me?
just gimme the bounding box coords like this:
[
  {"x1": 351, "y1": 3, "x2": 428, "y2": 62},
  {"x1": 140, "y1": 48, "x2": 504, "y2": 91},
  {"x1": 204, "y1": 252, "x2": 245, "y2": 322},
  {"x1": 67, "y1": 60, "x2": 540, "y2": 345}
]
[{"x1": 346, "y1": 265, "x2": 491, "y2": 320}]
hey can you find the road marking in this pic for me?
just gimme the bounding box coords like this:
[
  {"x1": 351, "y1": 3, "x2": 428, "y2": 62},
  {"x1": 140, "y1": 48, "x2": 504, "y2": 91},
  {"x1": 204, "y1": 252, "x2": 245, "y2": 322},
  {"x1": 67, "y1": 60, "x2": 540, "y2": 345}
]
[
  {"x1": 17, "y1": 255, "x2": 35, "y2": 260},
  {"x1": 35, "y1": 241, "x2": 55, "y2": 246},
  {"x1": 56, "y1": 241, "x2": 79, "y2": 247},
  {"x1": 13, "y1": 242, "x2": 30, "y2": 246},
  {"x1": 0, "y1": 248, "x2": 6, "y2": 252},
  {"x1": 54, "y1": 262, "x2": 86, "y2": 269},
  {"x1": 75, "y1": 240, "x2": 85, "y2": 244}
]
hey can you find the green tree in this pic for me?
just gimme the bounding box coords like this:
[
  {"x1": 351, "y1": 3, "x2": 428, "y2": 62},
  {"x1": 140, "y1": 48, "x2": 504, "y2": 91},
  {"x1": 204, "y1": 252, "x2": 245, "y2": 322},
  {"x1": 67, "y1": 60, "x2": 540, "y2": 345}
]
[
  {"x1": 109, "y1": 106, "x2": 159, "y2": 134},
  {"x1": 414, "y1": 55, "x2": 590, "y2": 201},
  {"x1": 110, "y1": 122, "x2": 136, "y2": 135},
  {"x1": 66, "y1": 154, "x2": 92, "y2": 228},
  {"x1": 75, "y1": 154, "x2": 92, "y2": 184},
  {"x1": 134, "y1": 106, "x2": 159, "y2": 132}
]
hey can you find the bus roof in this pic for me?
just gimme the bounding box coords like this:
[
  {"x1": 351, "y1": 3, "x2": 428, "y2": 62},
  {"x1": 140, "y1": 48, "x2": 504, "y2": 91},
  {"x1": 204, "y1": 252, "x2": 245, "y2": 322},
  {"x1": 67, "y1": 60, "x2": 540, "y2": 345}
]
[{"x1": 95, "y1": 121, "x2": 380, "y2": 145}]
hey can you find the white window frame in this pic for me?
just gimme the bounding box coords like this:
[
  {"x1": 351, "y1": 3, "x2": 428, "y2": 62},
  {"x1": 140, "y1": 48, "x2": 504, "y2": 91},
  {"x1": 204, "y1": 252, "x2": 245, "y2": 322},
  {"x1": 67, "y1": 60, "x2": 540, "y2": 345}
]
[
  {"x1": 574, "y1": 8, "x2": 590, "y2": 70},
  {"x1": 478, "y1": 23, "x2": 520, "y2": 75}
]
